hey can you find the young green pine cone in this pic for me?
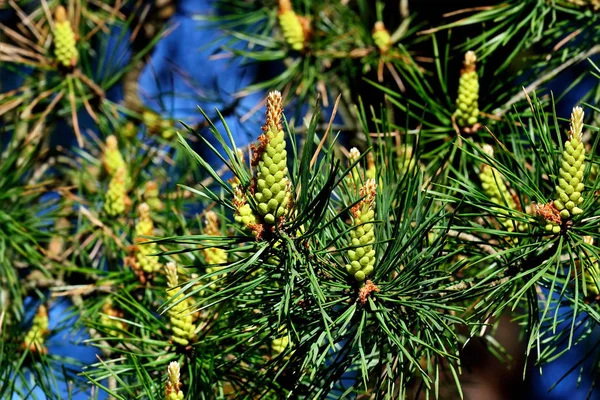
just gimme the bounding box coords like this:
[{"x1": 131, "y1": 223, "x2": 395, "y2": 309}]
[
  {"x1": 104, "y1": 166, "x2": 128, "y2": 216},
  {"x1": 252, "y1": 91, "x2": 292, "y2": 225},
  {"x1": 53, "y1": 6, "x2": 78, "y2": 67},
  {"x1": 553, "y1": 106, "x2": 586, "y2": 220},
  {"x1": 203, "y1": 211, "x2": 227, "y2": 289},
  {"x1": 165, "y1": 262, "x2": 196, "y2": 346},
  {"x1": 233, "y1": 185, "x2": 262, "y2": 238},
  {"x1": 22, "y1": 305, "x2": 49, "y2": 354},
  {"x1": 135, "y1": 203, "x2": 161, "y2": 274},
  {"x1": 103, "y1": 135, "x2": 125, "y2": 176},
  {"x1": 165, "y1": 361, "x2": 184, "y2": 400},
  {"x1": 372, "y1": 21, "x2": 392, "y2": 53},
  {"x1": 455, "y1": 51, "x2": 479, "y2": 129},
  {"x1": 346, "y1": 178, "x2": 377, "y2": 282},
  {"x1": 479, "y1": 145, "x2": 522, "y2": 232},
  {"x1": 278, "y1": 0, "x2": 305, "y2": 51}
]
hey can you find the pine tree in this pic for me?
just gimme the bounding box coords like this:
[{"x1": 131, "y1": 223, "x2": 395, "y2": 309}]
[{"x1": 2, "y1": 1, "x2": 600, "y2": 399}]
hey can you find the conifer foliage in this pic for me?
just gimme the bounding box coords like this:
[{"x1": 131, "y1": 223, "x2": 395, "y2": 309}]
[{"x1": 2, "y1": 0, "x2": 600, "y2": 399}]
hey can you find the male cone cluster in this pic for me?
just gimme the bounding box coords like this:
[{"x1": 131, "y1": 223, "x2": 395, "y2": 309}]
[
  {"x1": 104, "y1": 166, "x2": 128, "y2": 216},
  {"x1": 479, "y1": 144, "x2": 523, "y2": 232},
  {"x1": 455, "y1": 51, "x2": 479, "y2": 130},
  {"x1": 134, "y1": 203, "x2": 161, "y2": 274},
  {"x1": 22, "y1": 305, "x2": 49, "y2": 354},
  {"x1": 233, "y1": 183, "x2": 262, "y2": 238},
  {"x1": 103, "y1": 136, "x2": 125, "y2": 176},
  {"x1": 372, "y1": 21, "x2": 392, "y2": 53},
  {"x1": 278, "y1": 0, "x2": 305, "y2": 51},
  {"x1": 53, "y1": 6, "x2": 78, "y2": 68},
  {"x1": 165, "y1": 361, "x2": 185, "y2": 400},
  {"x1": 252, "y1": 91, "x2": 291, "y2": 225},
  {"x1": 346, "y1": 178, "x2": 377, "y2": 282},
  {"x1": 165, "y1": 262, "x2": 196, "y2": 346},
  {"x1": 203, "y1": 211, "x2": 227, "y2": 289},
  {"x1": 553, "y1": 106, "x2": 586, "y2": 220}
]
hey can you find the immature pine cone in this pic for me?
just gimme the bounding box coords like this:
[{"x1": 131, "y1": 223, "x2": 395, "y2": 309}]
[
  {"x1": 103, "y1": 135, "x2": 125, "y2": 176},
  {"x1": 346, "y1": 178, "x2": 377, "y2": 282},
  {"x1": 278, "y1": 0, "x2": 305, "y2": 51},
  {"x1": 165, "y1": 361, "x2": 185, "y2": 400},
  {"x1": 203, "y1": 211, "x2": 227, "y2": 289},
  {"x1": 135, "y1": 203, "x2": 161, "y2": 274},
  {"x1": 233, "y1": 185, "x2": 262, "y2": 237},
  {"x1": 104, "y1": 166, "x2": 128, "y2": 216},
  {"x1": 553, "y1": 106, "x2": 586, "y2": 220},
  {"x1": 455, "y1": 51, "x2": 479, "y2": 129},
  {"x1": 479, "y1": 145, "x2": 523, "y2": 232},
  {"x1": 22, "y1": 305, "x2": 49, "y2": 354},
  {"x1": 372, "y1": 21, "x2": 392, "y2": 53},
  {"x1": 53, "y1": 6, "x2": 78, "y2": 67},
  {"x1": 165, "y1": 263, "x2": 196, "y2": 347},
  {"x1": 253, "y1": 91, "x2": 291, "y2": 225}
]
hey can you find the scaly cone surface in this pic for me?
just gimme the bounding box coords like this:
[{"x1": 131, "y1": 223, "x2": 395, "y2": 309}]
[
  {"x1": 103, "y1": 136, "x2": 125, "y2": 176},
  {"x1": 278, "y1": 0, "x2": 305, "y2": 51},
  {"x1": 252, "y1": 91, "x2": 292, "y2": 226},
  {"x1": 203, "y1": 211, "x2": 227, "y2": 289},
  {"x1": 478, "y1": 144, "x2": 522, "y2": 232},
  {"x1": 455, "y1": 51, "x2": 479, "y2": 129},
  {"x1": 165, "y1": 262, "x2": 196, "y2": 347},
  {"x1": 346, "y1": 178, "x2": 377, "y2": 282},
  {"x1": 165, "y1": 361, "x2": 185, "y2": 400},
  {"x1": 53, "y1": 6, "x2": 78, "y2": 67},
  {"x1": 134, "y1": 203, "x2": 161, "y2": 274},
  {"x1": 553, "y1": 106, "x2": 586, "y2": 220},
  {"x1": 104, "y1": 166, "x2": 128, "y2": 216}
]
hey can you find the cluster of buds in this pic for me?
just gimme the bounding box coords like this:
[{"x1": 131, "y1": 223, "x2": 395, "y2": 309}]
[
  {"x1": 233, "y1": 184, "x2": 262, "y2": 238},
  {"x1": 104, "y1": 166, "x2": 129, "y2": 216},
  {"x1": 479, "y1": 144, "x2": 524, "y2": 233},
  {"x1": 202, "y1": 211, "x2": 227, "y2": 289},
  {"x1": 99, "y1": 299, "x2": 126, "y2": 338},
  {"x1": 103, "y1": 136, "x2": 130, "y2": 216},
  {"x1": 131, "y1": 203, "x2": 162, "y2": 275},
  {"x1": 455, "y1": 51, "x2": 479, "y2": 132},
  {"x1": 22, "y1": 305, "x2": 49, "y2": 354},
  {"x1": 278, "y1": 0, "x2": 307, "y2": 51},
  {"x1": 103, "y1": 136, "x2": 125, "y2": 176},
  {"x1": 347, "y1": 148, "x2": 377, "y2": 191},
  {"x1": 540, "y1": 107, "x2": 587, "y2": 233},
  {"x1": 53, "y1": 6, "x2": 78, "y2": 68},
  {"x1": 233, "y1": 91, "x2": 292, "y2": 239},
  {"x1": 165, "y1": 361, "x2": 185, "y2": 400},
  {"x1": 346, "y1": 178, "x2": 377, "y2": 282},
  {"x1": 165, "y1": 262, "x2": 197, "y2": 346},
  {"x1": 554, "y1": 107, "x2": 586, "y2": 219},
  {"x1": 372, "y1": 21, "x2": 392, "y2": 53}
]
